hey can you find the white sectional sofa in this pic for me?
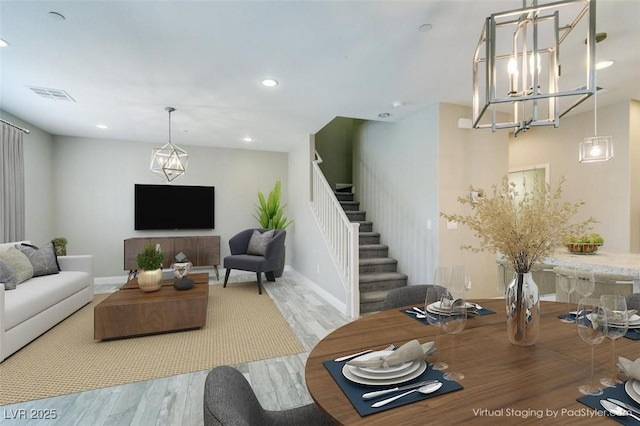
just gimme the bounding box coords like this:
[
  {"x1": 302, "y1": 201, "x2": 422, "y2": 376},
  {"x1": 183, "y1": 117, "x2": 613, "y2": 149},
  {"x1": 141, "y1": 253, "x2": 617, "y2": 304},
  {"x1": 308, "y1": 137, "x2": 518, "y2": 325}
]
[{"x1": 0, "y1": 241, "x2": 94, "y2": 362}]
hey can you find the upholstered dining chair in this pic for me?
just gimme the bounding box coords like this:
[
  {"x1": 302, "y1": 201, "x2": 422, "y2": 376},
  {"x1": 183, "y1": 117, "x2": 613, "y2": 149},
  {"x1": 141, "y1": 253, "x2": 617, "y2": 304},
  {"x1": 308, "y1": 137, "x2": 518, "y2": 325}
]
[
  {"x1": 203, "y1": 366, "x2": 335, "y2": 426},
  {"x1": 382, "y1": 285, "x2": 448, "y2": 310},
  {"x1": 223, "y1": 228, "x2": 286, "y2": 294},
  {"x1": 626, "y1": 293, "x2": 640, "y2": 311}
]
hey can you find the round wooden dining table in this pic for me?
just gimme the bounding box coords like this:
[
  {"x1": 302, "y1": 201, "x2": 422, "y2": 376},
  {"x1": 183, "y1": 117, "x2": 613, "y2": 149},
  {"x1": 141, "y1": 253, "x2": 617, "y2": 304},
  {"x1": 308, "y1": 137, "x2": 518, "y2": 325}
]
[{"x1": 305, "y1": 299, "x2": 639, "y2": 425}]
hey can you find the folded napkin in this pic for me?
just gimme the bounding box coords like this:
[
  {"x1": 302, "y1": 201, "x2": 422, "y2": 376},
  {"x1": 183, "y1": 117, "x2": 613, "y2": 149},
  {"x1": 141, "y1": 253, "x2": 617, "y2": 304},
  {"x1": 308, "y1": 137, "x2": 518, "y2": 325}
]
[
  {"x1": 617, "y1": 356, "x2": 640, "y2": 380},
  {"x1": 347, "y1": 339, "x2": 435, "y2": 369}
]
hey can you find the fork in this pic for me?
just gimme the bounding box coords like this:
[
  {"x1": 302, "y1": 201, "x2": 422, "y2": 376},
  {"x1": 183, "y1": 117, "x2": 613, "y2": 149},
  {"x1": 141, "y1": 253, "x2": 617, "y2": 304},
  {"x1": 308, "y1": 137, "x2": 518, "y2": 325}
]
[{"x1": 333, "y1": 344, "x2": 395, "y2": 362}]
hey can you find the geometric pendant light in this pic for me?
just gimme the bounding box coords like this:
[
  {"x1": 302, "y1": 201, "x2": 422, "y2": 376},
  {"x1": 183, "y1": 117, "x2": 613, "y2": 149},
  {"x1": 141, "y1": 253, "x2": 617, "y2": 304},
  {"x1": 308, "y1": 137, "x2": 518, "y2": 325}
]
[
  {"x1": 578, "y1": 135, "x2": 614, "y2": 163},
  {"x1": 150, "y1": 107, "x2": 189, "y2": 182},
  {"x1": 579, "y1": 72, "x2": 614, "y2": 163}
]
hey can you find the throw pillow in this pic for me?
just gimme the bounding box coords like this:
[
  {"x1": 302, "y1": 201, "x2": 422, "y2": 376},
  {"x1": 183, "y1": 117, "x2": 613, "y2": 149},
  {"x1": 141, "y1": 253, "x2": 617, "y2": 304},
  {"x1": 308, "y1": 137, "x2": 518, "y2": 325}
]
[
  {"x1": 17, "y1": 241, "x2": 60, "y2": 277},
  {"x1": 0, "y1": 258, "x2": 17, "y2": 290},
  {"x1": 0, "y1": 248, "x2": 34, "y2": 284},
  {"x1": 247, "y1": 229, "x2": 275, "y2": 256}
]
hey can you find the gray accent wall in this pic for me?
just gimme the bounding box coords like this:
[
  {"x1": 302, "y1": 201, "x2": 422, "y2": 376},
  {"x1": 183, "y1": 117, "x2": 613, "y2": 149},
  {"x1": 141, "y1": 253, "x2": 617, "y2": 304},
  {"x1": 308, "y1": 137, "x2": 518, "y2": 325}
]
[{"x1": 315, "y1": 117, "x2": 356, "y2": 189}]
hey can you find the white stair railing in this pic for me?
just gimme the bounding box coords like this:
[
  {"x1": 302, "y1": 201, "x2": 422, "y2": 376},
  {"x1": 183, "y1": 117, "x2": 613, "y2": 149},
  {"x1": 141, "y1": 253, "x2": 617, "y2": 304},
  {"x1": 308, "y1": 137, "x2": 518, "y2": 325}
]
[{"x1": 310, "y1": 152, "x2": 360, "y2": 318}]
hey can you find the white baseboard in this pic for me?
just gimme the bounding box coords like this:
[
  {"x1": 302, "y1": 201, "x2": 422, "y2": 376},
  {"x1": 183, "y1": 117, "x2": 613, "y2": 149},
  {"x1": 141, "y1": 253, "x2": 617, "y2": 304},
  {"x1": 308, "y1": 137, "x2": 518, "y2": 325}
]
[{"x1": 286, "y1": 267, "x2": 347, "y2": 315}]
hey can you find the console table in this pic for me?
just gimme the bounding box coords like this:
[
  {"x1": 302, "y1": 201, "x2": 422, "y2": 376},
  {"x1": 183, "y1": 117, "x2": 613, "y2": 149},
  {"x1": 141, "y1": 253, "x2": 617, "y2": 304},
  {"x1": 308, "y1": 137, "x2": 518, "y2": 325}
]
[{"x1": 124, "y1": 236, "x2": 220, "y2": 280}]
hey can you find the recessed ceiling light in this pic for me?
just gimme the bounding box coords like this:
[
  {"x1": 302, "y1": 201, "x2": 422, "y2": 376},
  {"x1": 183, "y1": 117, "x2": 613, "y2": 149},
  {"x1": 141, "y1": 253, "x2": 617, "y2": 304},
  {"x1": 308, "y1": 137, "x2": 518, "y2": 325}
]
[
  {"x1": 392, "y1": 101, "x2": 404, "y2": 108},
  {"x1": 96, "y1": 124, "x2": 108, "y2": 129},
  {"x1": 0, "y1": 38, "x2": 9, "y2": 48},
  {"x1": 378, "y1": 112, "x2": 391, "y2": 118},
  {"x1": 261, "y1": 78, "x2": 279, "y2": 87},
  {"x1": 596, "y1": 60, "x2": 614, "y2": 70},
  {"x1": 243, "y1": 137, "x2": 254, "y2": 142},
  {"x1": 418, "y1": 24, "x2": 433, "y2": 32}
]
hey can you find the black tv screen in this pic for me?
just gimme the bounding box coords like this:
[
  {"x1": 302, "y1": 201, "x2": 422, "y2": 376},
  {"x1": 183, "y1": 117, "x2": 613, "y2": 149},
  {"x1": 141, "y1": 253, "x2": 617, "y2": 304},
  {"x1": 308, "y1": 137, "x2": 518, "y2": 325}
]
[{"x1": 135, "y1": 184, "x2": 215, "y2": 230}]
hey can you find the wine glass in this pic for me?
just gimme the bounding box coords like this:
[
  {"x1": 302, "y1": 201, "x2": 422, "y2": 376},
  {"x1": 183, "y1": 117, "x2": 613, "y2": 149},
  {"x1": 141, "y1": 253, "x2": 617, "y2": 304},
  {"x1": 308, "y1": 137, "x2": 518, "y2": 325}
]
[
  {"x1": 556, "y1": 267, "x2": 577, "y2": 323},
  {"x1": 424, "y1": 286, "x2": 448, "y2": 371},
  {"x1": 575, "y1": 269, "x2": 595, "y2": 299},
  {"x1": 440, "y1": 292, "x2": 466, "y2": 381},
  {"x1": 600, "y1": 294, "x2": 629, "y2": 387},
  {"x1": 576, "y1": 297, "x2": 607, "y2": 396},
  {"x1": 433, "y1": 266, "x2": 452, "y2": 289},
  {"x1": 450, "y1": 265, "x2": 470, "y2": 294}
]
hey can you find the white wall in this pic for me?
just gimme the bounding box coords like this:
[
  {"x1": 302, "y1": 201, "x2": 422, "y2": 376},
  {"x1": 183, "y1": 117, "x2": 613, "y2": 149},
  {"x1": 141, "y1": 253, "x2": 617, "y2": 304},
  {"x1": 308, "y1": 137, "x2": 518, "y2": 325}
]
[
  {"x1": 0, "y1": 110, "x2": 55, "y2": 245},
  {"x1": 509, "y1": 100, "x2": 636, "y2": 253},
  {"x1": 18, "y1": 131, "x2": 288, "y2": 278},
  {"x1": 629, "y1": 100, "x2": 640, "y2": 252},
  {"x1": 287, "y1": 136, "x2": 347, "y2": 311},
  {"x1": 438, "y1": 103, "x2": 510, "y2": 298},
  {"x1": 353, "y1": 104, "x2": 440, "y2": 285}
]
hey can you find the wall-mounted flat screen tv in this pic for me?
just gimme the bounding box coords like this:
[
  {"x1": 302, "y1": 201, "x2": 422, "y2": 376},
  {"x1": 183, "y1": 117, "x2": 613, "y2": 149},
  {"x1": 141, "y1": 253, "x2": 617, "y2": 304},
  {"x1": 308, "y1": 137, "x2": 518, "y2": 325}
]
[{"x1": 135, "y1": 184, "x2": 215, "y2": 230}]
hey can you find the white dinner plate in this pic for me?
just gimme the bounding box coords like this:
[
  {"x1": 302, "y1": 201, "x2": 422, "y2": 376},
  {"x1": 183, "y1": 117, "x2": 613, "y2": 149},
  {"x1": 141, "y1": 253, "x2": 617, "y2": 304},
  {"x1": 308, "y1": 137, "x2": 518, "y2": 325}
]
[
  {"x1": 342, "y1": 360, "x2": 427, "y2": 386},
  {"x1": 626, "y1": 379, "x2": 640, "y2": 406},
  {"x1": 633, "y1": 379, "x2": 640, "y2": 396},
  {"x1": 427, "y1": 301, "x2": 474, "y2": 311},
  {"x1": 352, "y1": 351, "x2": 412, "y2": 373},
  {"x1": 348, "y1": 360, "x2": 421, "y2": 380}
]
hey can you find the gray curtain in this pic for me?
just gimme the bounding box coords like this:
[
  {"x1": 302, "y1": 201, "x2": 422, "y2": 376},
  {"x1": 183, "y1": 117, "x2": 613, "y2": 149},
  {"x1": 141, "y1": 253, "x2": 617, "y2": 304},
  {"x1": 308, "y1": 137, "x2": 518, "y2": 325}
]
[{"x1": 0, "y1": 123, "x2": 25, "y2": 242}]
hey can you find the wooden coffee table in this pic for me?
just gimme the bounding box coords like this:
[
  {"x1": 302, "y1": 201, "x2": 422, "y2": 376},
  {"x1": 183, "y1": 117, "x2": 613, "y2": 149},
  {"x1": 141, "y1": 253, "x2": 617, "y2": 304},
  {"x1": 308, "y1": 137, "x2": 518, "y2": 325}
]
[{"x1": 94, "y1": 272, "x2": 209, "y2": 340}]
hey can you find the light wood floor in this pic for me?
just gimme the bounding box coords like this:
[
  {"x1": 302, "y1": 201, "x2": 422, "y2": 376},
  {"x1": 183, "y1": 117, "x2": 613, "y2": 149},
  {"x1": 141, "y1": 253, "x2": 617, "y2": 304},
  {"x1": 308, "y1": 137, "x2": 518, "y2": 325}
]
[{"x1": 0, "y1": 271, "x2": 350, "y2": 425}]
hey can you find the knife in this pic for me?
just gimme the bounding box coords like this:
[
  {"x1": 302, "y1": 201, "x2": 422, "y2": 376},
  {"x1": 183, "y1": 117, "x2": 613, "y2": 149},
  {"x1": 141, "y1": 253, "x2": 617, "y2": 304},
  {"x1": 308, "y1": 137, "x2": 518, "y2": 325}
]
[
  {"x1": 607, "y1": 398, "x2": 640, "y2": 416},
  {"x1": 362, "y1": 380, "x2": 439, "y2": 400}
]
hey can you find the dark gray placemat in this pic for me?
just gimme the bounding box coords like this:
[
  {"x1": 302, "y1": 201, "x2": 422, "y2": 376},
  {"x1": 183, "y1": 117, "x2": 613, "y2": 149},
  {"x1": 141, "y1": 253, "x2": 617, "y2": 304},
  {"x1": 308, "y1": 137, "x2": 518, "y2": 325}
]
[
  {"x1": 577, "y1": 381, "x2": 640, "y2": 425},
  {"x1": 323, "y1": 359, "x2": 463, "y2": 417}
]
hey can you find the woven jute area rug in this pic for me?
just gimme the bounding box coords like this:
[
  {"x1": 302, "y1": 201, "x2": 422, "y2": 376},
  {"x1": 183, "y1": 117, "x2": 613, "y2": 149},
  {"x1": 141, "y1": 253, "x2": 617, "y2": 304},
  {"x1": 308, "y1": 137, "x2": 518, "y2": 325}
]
[{"x1": 0, "y1": 282, "x2": 304, "y2": 405}]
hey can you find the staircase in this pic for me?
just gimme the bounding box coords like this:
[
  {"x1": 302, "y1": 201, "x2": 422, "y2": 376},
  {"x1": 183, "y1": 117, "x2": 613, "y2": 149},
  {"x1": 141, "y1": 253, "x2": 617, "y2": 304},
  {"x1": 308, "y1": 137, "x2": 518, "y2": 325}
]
[{"x1": 335, "y1": 184, "x2": 408, "y2": 314}]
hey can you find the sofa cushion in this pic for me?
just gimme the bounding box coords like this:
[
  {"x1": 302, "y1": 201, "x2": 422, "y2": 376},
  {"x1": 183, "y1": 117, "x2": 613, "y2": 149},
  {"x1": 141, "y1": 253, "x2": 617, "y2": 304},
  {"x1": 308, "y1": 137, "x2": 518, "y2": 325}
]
[
  {"x1": 3, "y1": 271, "x2": 89, "y2": 330},
  {"x1": 17, "y1": 241, "x2": 60, "y2": 277},
  {"x1": 0, "y1": 247, "x2": 34, "y2": 284},
  {"x1": 247, "y1": 229, "x2": 274, "y2": 256},
  {"x1": 0, "y1": 259, "x2": 17, "y2": 290}
]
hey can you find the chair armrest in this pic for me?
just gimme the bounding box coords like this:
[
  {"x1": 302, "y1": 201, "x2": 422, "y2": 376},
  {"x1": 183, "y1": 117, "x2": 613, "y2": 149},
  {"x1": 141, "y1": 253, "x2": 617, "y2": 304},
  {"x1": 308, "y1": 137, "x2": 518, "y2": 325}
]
[
  {"x1": 229, "y1": 229, "x2": 255, "y2": 255},
  {"x1": 264, "y1": 230, "x2": 286, "y2": 260}
]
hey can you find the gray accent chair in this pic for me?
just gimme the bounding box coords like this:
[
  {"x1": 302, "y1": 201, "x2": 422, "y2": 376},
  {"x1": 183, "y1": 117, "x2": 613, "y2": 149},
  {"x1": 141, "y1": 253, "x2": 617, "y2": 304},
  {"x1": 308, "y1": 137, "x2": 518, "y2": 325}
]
[
  {"x1": 627, "y1": 293, "x2": 640, "y2": 311},
  {"x1": 382, "y1": 285, "x2": 448, "y2": 310},
  {"x1": 223, "y1": 228, "x2": 286, "y2": 294},
  {"x1": 203, "y1": 366, "x2": 335, "y2": 426}
]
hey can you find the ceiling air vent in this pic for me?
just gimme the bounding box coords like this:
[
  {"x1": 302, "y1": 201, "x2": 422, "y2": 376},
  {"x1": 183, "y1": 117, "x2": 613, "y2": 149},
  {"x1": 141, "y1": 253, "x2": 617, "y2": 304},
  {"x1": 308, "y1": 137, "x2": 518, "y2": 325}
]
[{"x1": 27, "y1": 86, "x2": 76, "y2": 102}]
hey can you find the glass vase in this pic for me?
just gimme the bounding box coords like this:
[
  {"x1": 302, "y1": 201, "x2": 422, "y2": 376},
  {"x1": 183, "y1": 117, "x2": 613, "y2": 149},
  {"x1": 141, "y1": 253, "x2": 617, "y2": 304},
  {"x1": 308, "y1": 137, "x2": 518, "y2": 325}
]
[{"x1": 505, "y1": 272, "x2": 540, "y2": 346}]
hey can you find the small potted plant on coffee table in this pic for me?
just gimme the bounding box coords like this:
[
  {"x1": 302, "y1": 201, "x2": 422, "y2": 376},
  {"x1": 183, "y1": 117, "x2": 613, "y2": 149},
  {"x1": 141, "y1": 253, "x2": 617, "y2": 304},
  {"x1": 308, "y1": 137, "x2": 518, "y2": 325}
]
[{"x1": 136, "y1": 243, "x2": 165, "y2": 292}]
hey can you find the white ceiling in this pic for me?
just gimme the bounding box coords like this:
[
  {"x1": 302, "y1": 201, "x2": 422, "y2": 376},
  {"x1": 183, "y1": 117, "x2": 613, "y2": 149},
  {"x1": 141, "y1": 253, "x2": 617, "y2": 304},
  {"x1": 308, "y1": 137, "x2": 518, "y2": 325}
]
[{"x1": 1, "y1": 0, "x2": 638, "y2": 152}]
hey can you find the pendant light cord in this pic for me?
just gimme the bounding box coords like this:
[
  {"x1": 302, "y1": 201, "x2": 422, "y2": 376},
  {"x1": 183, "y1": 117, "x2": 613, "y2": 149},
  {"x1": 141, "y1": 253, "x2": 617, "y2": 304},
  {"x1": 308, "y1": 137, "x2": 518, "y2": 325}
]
[{"x1": 593, "y1": 71, "x2": 598, "y2": 137}]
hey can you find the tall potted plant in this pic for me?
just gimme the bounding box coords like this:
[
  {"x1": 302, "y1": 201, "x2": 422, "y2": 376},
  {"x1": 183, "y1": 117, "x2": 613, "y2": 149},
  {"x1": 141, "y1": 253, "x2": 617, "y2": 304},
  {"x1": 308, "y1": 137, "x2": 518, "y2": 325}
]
[
  {"x1": 254, "y1": 179, "x2": 292, "y2": 277},
  {"x1": 136, "y1": 243, "x2": 165, "y2": 292},
  {"x1": 253, "y1": 179, "x2": 293, "y2": 230}
]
